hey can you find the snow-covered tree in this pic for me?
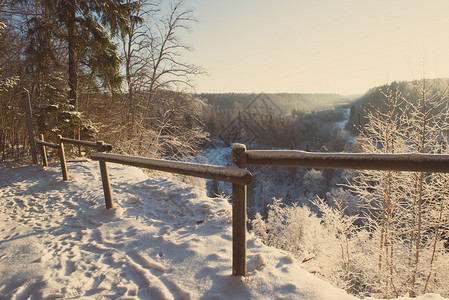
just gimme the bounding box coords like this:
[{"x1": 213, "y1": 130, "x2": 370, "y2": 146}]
[
  {"x1": 349, "y1": 79, "x2": 449, "y2": 297},
  {"x1": 253, "y1": 80, "x2": 449, "y2": 298},
  {"x1": 100, "y1": 0, "x2": 207, "y2": 159}
]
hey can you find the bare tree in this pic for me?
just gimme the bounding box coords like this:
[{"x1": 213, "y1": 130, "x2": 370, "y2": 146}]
[
  {"x1": 403, "y1": 79, "x2": 449, "y2": 296},
  {"x1": 115, "y1": 0, "x2": 206, "y2": 158},
  {"x1": 349, "y1": 84, "x2": 409, "y2": 297},
  {"x1": 349, "y1": 80, "x2": 449, "y2": 297},
  {"x1": 120, "y1": 0, "x2": 155, "y2": 134}
]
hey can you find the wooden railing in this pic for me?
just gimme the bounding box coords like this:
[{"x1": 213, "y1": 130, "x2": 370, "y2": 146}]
[
  {"x1": 33, "y1": 139, "x2": 449, "y2": 278},
  {"x1": 35, "y1": 135, "x2": 112, "y2": 181},
  {"x1": 90, "y1": 143, "x2": 252, "y2": 276},
  {"x1": 238, "y1": 146, "x2": 449, "y2": 276},
  {"x1": 245, "y1": 149, "x2": 449, "y2": 172},
  {"x1": 35, "y1": 136, "x2": 253, "y2": 276},
  {"x1": 60, "y1": 136, "x2": 113, "y2": 152}
]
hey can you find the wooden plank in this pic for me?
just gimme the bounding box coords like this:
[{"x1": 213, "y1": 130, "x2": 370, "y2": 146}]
[
  {"x1": 232, "y1": 143, "x2": 247, "y2": 276},
  {"x1": 246, "y1": 150, "x2": 449, "y2": 173},
  {"x1": 90, "y1": 152, "x2": 253, "y2": 185},
  {"x1": 60, "y1": 137, "x2": 112, "y2": 152},
  {"x1": 96, "y1": 141, "x2": 113, "y2": 209},
  {"x1": 39, "y1": 134, "x2": 48, "y2": 167},
  {"x1": 36, "y1": 140, "x2": 59, "y2": 149},
  {"x1": 56, "y1": 135, "x2": 69, "y2": 181},
  {"x1": 99, "y1": 160, "x2": 113, "y2": 208}
]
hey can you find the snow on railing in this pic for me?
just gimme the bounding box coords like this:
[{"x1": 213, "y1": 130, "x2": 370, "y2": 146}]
[
  {"x1": 90, "y1": 152, "x2": 252, "y2": 185},
  {"x1": 245, "y1": 150, "x2": 449, "y2": 173},
  {"x1": 60, "y1": 137, "x2": 113, "y2": 152}
]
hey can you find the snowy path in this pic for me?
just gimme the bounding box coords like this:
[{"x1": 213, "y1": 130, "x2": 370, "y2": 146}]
[{"x1": 0, "y1": 160, "x2": 379, "y2": 299}]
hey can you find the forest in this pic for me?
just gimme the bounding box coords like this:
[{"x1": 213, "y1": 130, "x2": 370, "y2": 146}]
[
  {"x1": 201, "y1": 92, "x2": 352, "y2": 151},
  {"x1": 1, "y1": 0, "x2": 449, "y2": 299}
]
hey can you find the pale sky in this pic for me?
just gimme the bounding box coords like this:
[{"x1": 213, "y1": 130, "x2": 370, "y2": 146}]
[{"x1": 181, "y1": 0, "x2": 449, "y2": 95}]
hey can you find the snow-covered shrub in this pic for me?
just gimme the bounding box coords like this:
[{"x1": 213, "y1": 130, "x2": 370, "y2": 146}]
[
  {"x1": 251, "y1": 197, "x2": 362, "y2": 293},
  {"x1": 252, "y1": 198, "x2": 329, "y2": 257},
  {"x1": 325, "y1": 187, "x2": 359, "y2": 216},
  {"x1": 35, "y1": 103, "x2": 98, "y2": 140},
  {"x1": 251, "y1": 189, "x2": 449, "y2": 298}
]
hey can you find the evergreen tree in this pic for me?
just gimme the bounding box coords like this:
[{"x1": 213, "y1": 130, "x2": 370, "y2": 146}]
[{"x1": 29, "y1": 0, "x2": 132, "y2": 110}]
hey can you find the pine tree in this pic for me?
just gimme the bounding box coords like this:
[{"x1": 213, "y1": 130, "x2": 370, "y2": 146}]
[{"x1": 32, "y1": 0, "x2": 132, "y2": 110}]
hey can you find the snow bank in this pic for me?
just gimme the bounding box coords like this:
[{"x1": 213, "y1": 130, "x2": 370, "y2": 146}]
[{"x1": 0, "y1": 160, "x2": 444, "y2": 299}]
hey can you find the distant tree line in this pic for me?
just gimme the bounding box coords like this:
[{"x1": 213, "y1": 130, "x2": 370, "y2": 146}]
[
  {"x1": 346, "y1": 79, "x2": 449, "y2": 136},
  {"x1": 202, "y1": 93, "x2": 350, "y2": 152},
  {"x1": 200, "y1": 92, "x2": 351, "y2": 113}
]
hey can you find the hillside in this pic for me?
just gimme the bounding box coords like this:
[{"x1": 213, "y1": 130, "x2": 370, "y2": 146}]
[{"x1": 345, "y1": 78, "x2": 449, "y2": 135}]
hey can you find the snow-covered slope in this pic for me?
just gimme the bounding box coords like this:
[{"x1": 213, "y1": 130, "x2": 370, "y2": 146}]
[{"x1": 0, "y1": 161, "x2": 445, "y2": 299}]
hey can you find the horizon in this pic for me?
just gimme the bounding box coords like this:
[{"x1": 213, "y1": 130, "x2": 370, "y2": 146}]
[{"x1": 182, "y1": 0, "x2": 449, "y2": 95}]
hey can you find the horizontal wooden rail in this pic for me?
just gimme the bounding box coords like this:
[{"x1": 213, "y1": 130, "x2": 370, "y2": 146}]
[
  {"x1": 36, "y1": 139, "x2": 59, "y2": 149},
  {"x1": 90, "y1": 152, "x2": 253, "y2": 185},
  {"x1": 246, "y1": 150, "x2": 449, "y2": 173},
  {"x1": 60, "y1": 137, "x2": 112, "y2": 152}
]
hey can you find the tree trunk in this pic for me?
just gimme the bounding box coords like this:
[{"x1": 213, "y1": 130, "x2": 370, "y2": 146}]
[
  {"x1": 423, "y1": 177, "x2": 445, "y2": 293},
  {"x1": 68, "y1": 0, "x2": 78, "y2": 111}
]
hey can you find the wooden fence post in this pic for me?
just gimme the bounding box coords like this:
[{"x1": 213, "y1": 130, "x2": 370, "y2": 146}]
[
  {"x1": 96, "y1": 141, "x2": 113, "y2": 209},
  {"x1": 56, "y1": 135, "x2": 68, "y2": 181},
  {"x1": 39, "y1": 134, "x2": 48, "y2": 167},
  {"x1": 232, "y1": 143, "x2": 247, "y2": 276}
]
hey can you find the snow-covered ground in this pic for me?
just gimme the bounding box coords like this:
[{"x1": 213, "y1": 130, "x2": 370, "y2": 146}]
[{"x1": 0, "y1": 160, "x2": 446, "y2": 299}]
